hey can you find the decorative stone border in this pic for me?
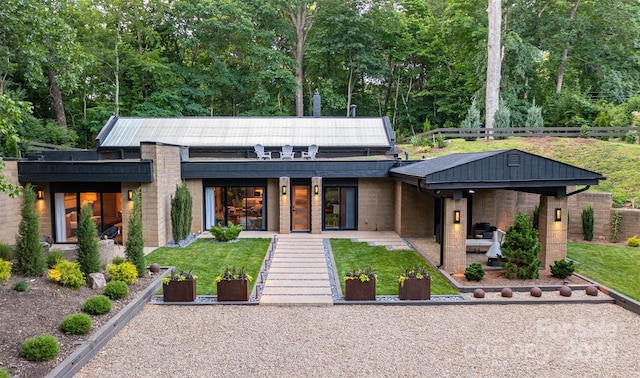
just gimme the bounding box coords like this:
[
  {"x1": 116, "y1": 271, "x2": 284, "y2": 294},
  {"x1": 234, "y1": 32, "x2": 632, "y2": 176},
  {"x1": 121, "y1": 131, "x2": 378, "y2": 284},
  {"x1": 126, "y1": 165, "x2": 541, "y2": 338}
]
[{"x1": 45, "y1": 267, "x2": 172, "y2": 378}]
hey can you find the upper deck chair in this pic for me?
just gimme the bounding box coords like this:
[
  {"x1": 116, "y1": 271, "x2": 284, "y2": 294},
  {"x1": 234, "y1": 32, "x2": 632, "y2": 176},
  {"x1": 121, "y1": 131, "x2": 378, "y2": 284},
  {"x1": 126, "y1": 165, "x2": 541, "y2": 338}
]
[
  {"x1": 280, "y1": 145, "x2": 295, "y2": 160},
  {"x1": 301, "y1": 145, "x2": 318, "y2": 160},
  {"x1": 254, "y1": 144, "x2": 272, "y2": 160}
]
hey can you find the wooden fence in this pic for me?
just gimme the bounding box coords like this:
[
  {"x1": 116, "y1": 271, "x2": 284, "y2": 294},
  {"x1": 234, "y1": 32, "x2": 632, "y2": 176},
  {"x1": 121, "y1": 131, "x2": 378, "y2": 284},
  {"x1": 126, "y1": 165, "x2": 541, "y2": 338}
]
[{"x1": 417, "y1": 126, "x2": 640, "y2": 140}]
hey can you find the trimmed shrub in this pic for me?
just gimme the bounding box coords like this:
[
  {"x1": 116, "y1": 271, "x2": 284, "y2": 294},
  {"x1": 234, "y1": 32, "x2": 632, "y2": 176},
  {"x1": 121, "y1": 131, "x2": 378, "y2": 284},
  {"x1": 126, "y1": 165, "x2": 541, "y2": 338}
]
[
  {"x1": 464, "y1": 262, "x2": 485, "y2": 281},
  {"x1": 0, "y1": 243, "x2": 14, "y2": 261},
  {"x1": 581, "y1": 206, "x2": 594, "y2": 241},
  {"x1": 171, "y1": 181, "x2": 193, "y2": 243},
  {"x1": 0, "y1": 259, "x2": 12, "y2": 282},
  {"x1": 83, "y1": 295, "x2": 112, "y2": 315},
  {"x1": 103, "y1": 280, "x2": 129, "y2": 300},
  {"x1": 60, "y1": 313, "x2": 92, "y2": 335},
  {"x1": 106, "y1": 262, "x2": 138, "y2": 285},
  {"x1": 125, "y1": 188, "x2": 146, "y2": 277},
  {"x1": 111, "y1": 256, "x2": 125, "y2": 265},
  {"x1": 627, "y1": 236, "x2": 640, "y2": 248},
  {"x1": 46, "y1": 250, "x2": 65, "y2": 269},
  {"x1": 15, "y1": 184, "x2": 46, "y2": 277},
  {"x1": 0, "y1": 367, "x2": 10, "y2": 378},
  {"x1": 550, "y1": 259, "x2": 575, "y2": 279},
  {"x1": 14, "y1": 280, "x2": 29, "y2": 292},
  {"x1": 48, "y1": 259, "x2": 85, "y2": 289},
  {"x1": 76, "y1": 203, "x2": 101, "y2": 277},
  {"x1": 20, "y1": 334, "x2": 60, "y2": 362}
]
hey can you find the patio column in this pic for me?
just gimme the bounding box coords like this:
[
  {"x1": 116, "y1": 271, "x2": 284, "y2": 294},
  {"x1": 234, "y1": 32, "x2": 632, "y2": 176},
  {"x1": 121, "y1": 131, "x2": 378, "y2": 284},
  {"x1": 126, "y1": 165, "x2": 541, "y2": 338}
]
[
  {"x1": 311, "y1": 177, "x2": 322, "y2": 234},
  {"x1": 538, "y1": 195, "x2": 568, "y2": 270},
  {"x1": 443, "y1": 197, "x2": 468, "y2": 273},
  {"x1": 279, "y1": 177, "x2": 290, "y2": 234}
]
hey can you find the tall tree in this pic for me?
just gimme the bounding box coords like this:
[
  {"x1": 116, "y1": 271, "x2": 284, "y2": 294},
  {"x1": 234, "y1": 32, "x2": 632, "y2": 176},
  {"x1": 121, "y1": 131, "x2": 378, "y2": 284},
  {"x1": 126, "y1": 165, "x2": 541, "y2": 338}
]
[
  {"x1": 15, "y1": 184, "x2": 45, "y2": 277},
  {"x1": 485, "y1": 0, "x2": 502, "y2": 133}
]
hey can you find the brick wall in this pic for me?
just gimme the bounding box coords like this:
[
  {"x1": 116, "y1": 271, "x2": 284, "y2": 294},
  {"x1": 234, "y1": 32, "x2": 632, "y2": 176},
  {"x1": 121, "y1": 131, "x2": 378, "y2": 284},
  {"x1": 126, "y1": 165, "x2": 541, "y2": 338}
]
[
  {"x1": 357, "y1": 178, "x2": 395, "y2": 231},
  {"x1": 186, "y1": 179, "x2": 203, "y2": 234},
  {"x1": 266, "y1": 179, "x2": 279, "y2": 231},
  {"x1": 140, "y1": 143, "x2": 182, "y2": 247},
  {"x1": 0, "y1": 161, "x2": 21, "y2": 244},
  {"x1": 395, "y1": 182, "x2": 434, "y2": 237}
]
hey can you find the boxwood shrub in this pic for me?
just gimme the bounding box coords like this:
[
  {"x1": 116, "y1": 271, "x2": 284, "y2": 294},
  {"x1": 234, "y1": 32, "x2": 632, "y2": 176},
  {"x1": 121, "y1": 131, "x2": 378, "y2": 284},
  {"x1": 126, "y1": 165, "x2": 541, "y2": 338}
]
[
  {"x1": 60, "y1": 313, "x2": 92, "y2": 335},
  {"x1": 83, "y1": 295, "x2": 112, "y2": 315},
  {"x1": 20, "y1": 334, "x2": 60, "y2": 362},
  {"x1": 103, "y1": 280, "x2": 129, "y2": 300}
]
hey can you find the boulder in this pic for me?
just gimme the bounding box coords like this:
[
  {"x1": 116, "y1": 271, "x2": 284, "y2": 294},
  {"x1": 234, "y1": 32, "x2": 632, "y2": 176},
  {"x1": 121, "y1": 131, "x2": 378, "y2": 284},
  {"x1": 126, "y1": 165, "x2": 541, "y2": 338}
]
[
  {"x1": 473, "y1": 288, "x2": 485, "y2": 298},
  {"x1": 88, "y1": 273, "x2": 106, "y2": 289},
  {"x1": 585, "y1": 286, "x2": 599, "y2": 296},
  {"x1": 501, "y1": 287, "x2": 513, "y2": 298},
  {"x1": 530, "y1": 287, "x2": 542, "y2": 297},
  {"x1": 559, "y1": 286, "x2": 572, "y2": 297}
]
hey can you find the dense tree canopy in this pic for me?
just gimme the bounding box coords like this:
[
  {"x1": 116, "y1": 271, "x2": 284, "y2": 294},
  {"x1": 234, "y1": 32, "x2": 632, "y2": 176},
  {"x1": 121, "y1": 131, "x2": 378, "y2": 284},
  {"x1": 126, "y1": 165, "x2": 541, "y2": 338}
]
[{"x1": 1, "y1": 0, "x2": 639, "y2": 152}]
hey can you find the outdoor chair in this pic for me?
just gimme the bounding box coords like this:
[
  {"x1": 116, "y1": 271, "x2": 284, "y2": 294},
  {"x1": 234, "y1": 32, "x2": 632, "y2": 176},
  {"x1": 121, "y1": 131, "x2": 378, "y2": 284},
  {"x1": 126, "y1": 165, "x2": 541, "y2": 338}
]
[
  {"x1": 100, "y1": 226, "x2": 120, "y2": 246},
  {"x1": 280, "y1": 145, "x2": 295, "y2": 160},
  {"x1": 254, "y1": 144, "x2": 272, "y2": 160},
  {"x1": 301, "y1": 144, "x2": 318, "y2": 160}
]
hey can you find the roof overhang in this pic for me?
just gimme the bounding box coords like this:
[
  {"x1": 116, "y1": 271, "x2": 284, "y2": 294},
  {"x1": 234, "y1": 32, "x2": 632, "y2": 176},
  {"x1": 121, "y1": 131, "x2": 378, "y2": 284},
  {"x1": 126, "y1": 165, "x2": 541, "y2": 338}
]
[
  {"x1": 182, "y1": 160, "x2": 398, "y2": 179},
  {"x1": 18, "y1": 160, "x2": 154, "y2": 183},
  {"x1": 389, "y1": 149, "x2": 605, "y2": 197}
]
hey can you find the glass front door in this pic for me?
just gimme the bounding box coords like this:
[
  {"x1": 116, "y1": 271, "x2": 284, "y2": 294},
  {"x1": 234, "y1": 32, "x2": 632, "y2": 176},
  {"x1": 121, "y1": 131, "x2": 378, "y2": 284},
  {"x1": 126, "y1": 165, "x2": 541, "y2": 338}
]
[
  {"x1": 324, "y1": 187, "x2": 357, "y2": 230},
  {"x1": 291, "y1": 185, "x2": 310, "y2": 231}
]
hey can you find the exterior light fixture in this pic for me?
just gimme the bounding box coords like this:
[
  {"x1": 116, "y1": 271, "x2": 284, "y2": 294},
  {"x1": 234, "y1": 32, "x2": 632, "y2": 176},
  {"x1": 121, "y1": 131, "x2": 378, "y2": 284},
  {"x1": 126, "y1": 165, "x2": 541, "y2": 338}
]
[
  {"x1": 454, "y1": 210, "x2": 461, "y2": 224},
  {"x1": 37, "y1": 190, "x2": 44, "y2": 200},
  {"x1": 555, "y1": 208, "x2": 562, "y2": 222},
  {"x1": 282, "y1": 185, "x2": 286, "y2": 195},
  {"x1": 128, "y1": 190, "x2": 133, "y2": 201},
  {"x1": 314, "y1": 185, "x2": 319, "y2": 195}
]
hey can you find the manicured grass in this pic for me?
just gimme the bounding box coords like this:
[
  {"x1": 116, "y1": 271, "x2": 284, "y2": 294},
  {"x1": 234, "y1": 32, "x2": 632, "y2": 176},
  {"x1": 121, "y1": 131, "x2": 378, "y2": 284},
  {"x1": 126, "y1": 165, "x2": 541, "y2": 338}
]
[
  {"x1": 567, "y1": 242, "x2": 640, "y2": 301},
  {"x1": 330, "y1": 239, "x2": 458, "y2": 296},
  {"x1": 145, "y1": 238, "x2": 271, "y2": 295}
]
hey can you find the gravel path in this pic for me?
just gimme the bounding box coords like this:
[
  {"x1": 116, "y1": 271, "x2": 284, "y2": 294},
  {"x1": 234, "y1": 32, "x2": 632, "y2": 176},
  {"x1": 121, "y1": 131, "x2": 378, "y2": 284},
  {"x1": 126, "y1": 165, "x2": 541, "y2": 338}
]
[{"x1": 75, "y1": 303, "x2": 640, "y2": 377}]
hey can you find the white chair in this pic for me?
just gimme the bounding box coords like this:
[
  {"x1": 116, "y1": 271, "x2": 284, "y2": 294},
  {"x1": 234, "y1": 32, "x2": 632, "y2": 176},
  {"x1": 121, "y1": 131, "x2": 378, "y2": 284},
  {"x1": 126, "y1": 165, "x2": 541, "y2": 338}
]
[
  {"x1": 301, "y1": 144, "x2": 318, "y2": 160},
  {"x1": 254, "y1": 144, "x2": 272, "y2": 160},
  {"x1": 280, "y1": 145, "x2": 295, "y2": 160}
]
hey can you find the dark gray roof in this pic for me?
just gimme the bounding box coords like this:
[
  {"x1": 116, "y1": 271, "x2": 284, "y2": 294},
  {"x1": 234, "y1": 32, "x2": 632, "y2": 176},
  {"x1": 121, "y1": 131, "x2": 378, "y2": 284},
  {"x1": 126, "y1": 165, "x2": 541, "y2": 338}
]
[
  {"x1": 390, "y1": 149, "x2": 605, "y2": 196},
  {"x1": 96, "y1": 115, "x2": 395, "y2": 149}
]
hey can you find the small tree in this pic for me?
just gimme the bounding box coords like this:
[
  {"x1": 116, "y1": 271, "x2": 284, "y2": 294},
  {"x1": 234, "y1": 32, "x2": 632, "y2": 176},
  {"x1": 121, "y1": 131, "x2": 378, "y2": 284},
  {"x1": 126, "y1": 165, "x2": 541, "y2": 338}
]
[
  {"x1": 76, "y1": 203, "x2": 100, "y2": 277},
  {"x1": 581, "y1": 205, "x2": 594, "y2": 241},
  {"x1": 493, "y1": 103, "x2": 511, "y2": 139},
  {"x1": 525, "y1": 99, "x2": 544, "y2": 129},
  {"x1": 15, "y1": 184, "x2": 45, "y2": 276},
  {"x1": 498, "y1": 212, "x2": 541, "y2": 279},
  {"x1": 170, "y1": 182, "x2": 192, "y2": 243},
  {"x1": 460, "y1": 98, "x2": 481, "y2": 141},
  {"x1": 125, "y1": 188, "x2": 145, "y2": 277}
]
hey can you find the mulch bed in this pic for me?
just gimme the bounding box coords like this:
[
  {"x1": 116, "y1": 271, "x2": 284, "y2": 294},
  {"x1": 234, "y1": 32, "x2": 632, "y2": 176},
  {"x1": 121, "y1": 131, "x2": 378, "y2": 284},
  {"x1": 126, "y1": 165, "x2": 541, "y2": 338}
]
[
  {"x1": 449, "y1": 269, "x2": 593, "y2": 288},
  {"x1": 0, "y1": 271, "x2": 158, "y2": 377}
]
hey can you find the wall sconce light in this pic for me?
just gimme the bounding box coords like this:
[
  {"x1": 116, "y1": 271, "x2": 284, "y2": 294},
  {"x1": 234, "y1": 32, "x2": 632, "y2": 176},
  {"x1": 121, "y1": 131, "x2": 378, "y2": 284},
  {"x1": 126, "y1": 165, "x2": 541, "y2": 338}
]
[
  {"x1": 282, "y1": 185, "x2": 287, "y2": 195},
  {"x1": 555, "y1": 208, "x2": 562, "y2": 222},
  {"x1": 128, "y1": 190, "x2": 133, "y2": 201},
  {"x1": 314, "y1": 185, "x2": 319, "y2": 195},
  {"x1": 37, "y1": 190, "x2": 44, "y2": 200},
  {"x1": 454, "y1": 210, "x2": 461, "y2": 224}
]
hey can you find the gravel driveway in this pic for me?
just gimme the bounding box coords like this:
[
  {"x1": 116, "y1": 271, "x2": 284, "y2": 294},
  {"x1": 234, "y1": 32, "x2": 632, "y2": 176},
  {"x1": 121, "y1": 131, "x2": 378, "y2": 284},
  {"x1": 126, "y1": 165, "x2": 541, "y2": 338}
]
[{"x1": 75, "y1": 303, "x2": 640, "y2": 377}]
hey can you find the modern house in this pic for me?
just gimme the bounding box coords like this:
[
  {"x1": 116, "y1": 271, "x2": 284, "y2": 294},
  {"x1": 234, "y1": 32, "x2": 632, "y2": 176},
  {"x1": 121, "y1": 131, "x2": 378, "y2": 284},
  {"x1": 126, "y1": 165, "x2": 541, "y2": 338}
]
[{"x1": 3, "y1": 115, "x2": 606, "y2": 273}]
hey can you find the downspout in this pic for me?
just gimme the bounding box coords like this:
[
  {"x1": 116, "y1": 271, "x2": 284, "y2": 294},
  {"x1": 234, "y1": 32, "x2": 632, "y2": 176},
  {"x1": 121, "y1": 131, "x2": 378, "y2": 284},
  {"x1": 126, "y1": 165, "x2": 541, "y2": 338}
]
[{"x1": 417, "y1": 178, "x2": 445, "y2": 268}]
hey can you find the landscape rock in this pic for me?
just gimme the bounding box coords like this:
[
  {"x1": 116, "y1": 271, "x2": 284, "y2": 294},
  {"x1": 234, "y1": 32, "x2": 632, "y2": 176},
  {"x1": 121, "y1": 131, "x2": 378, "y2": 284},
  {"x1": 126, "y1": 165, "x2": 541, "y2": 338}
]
[
  {"x1": 585, "y1": 286, "x2": 599, "y2": 296},
  {"x1": 559, "y1": 286, "x2": 572, "y2": 297},
  {"x1": 530, "y1": 287, "x2": 542, "y2": 297},
  {"x1": 501, "y1": 287, "x2": 513, "y2": 298},
  {"x1": 88, "y1": 273, "x2": 107, "y2": 289},
  {"x1": 473, "y1": 288, "x2": 485, "y2": 298}
]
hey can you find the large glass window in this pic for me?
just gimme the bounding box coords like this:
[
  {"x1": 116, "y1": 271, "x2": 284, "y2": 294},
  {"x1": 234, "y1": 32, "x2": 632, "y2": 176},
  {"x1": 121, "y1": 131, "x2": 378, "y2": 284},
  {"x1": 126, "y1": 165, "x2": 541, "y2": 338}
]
[
  {"x1": 206, "y1": 186, "x2": 265, "y2": 230},
  {"x1": 324, "y1": 187, "x2": 357, "y2": 230},
  {"x1": 55, "y1": 191, "x2": 122, "y2": 243}
]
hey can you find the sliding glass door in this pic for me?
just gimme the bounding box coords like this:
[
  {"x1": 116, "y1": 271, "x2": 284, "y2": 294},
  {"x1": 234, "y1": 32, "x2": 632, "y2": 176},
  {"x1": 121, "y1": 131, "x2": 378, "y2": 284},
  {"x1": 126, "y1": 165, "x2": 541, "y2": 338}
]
[{"x1": 323, "y1": 186, "x2": 357, "y2": 230}]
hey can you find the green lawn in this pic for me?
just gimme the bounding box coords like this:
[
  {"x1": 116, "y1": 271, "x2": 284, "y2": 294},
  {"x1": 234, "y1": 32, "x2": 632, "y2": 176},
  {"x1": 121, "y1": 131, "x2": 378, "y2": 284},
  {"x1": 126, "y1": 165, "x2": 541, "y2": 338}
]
[
  {"x1": 145, "y1": 238, "x2": 271, "y2": 295},
  {"x1": 567, "y1": 242, "x2": 640, "y2": 301},
  {"x1": 330, "y1": 239, "x2": 458, "y2": 296}
]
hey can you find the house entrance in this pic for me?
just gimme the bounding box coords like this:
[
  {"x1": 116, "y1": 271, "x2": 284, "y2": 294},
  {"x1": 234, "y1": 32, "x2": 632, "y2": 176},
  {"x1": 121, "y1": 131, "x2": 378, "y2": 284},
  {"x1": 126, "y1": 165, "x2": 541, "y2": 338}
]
[{"x1": 291, "y1": 185, "x2": 310, "y2": 231}]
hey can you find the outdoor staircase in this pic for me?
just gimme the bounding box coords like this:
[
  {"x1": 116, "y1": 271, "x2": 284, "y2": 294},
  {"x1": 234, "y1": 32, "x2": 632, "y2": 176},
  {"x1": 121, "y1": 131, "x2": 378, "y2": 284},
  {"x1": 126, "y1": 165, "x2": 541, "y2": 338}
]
[{"x1": 259, "y1": 237, "x2": 333, "y2": 306}]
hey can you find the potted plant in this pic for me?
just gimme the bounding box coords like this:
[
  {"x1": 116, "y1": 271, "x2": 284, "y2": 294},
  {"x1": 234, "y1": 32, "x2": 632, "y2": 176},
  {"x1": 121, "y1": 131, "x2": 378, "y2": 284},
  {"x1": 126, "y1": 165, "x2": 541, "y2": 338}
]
[
  {"x1": 216, "y1": 266, "x2": 253, "y2": 301},
  {"x1": 343, "y1": 267, "x2": 376, "y2": 301},
  {"x1": 398, "y1": 265, "x2": 431, "y2": 300},
  {"x1": 162, "y1": 270, "x2": 197, "y2": 302}
]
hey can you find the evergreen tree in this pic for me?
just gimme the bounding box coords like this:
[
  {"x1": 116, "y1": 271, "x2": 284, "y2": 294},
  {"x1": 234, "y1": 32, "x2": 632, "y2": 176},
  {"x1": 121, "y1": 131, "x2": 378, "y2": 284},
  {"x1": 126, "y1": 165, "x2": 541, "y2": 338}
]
[
  {"x1": 498, "y1": 212, "x2": 541, "y2": 279},
  {"x1": 76, "y1": 203, "x2": 100, "y2": 277},
  {"x1": 525, "y1": 99, "x2": 544, "y2": 129},
  {"x1": 15, "y1": 184, "x2": 45, "y2": 276},
  {"x1": 581, "y1": 205, "x2": 594, "y2": 241},
  {"x1": 460, "y1": 98, "x2": 481, "y2": 141},
  {"x1": 171, "y1": 182, "x2": 192, "y2": 243},
  {"x1": 125, "y1": 188, "x2": 145, "y2": 277}
]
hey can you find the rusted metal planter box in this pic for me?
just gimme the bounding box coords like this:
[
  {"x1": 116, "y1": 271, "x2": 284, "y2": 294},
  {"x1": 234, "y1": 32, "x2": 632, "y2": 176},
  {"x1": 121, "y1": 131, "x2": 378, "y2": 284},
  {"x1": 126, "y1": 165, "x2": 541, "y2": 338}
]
[
  {"x1": 398, "y1": 278, "x2": 431, "y2": 300},
  {"x1": 344, "y1": 278, "x2": 376, "y2": 301},
  {"x1": 163, "y1": 279, "x2": 196, "y2": 302},
  {"x1": 217, "y1": 279, "x2": 249, "y2": 301}
]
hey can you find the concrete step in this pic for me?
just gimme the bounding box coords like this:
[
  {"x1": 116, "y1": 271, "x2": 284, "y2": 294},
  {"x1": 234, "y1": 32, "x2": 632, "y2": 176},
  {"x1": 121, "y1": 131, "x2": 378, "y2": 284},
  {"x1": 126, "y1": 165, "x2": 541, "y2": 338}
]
[
  {"x1": 263, "y1": 280, "x2": 330, "y2": 287},
  {"x1": 259, "y1": 295, "x2": 333, "y2": 306},
  {"x1": 262, "y1": 286, "x2": 332, "y2": 295}
]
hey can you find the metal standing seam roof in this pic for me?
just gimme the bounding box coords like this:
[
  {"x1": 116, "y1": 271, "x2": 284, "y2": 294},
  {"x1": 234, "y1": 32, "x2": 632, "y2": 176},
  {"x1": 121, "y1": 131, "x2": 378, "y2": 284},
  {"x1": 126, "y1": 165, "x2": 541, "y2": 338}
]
[{"x1": 97, "y1": 117, "x2": 394, "y2": 148}]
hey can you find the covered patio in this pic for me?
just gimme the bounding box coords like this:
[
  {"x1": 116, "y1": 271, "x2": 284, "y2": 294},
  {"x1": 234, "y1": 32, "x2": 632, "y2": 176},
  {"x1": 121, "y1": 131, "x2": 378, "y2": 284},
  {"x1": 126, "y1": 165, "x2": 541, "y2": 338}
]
[{"x1": 390, "y1": 149, "x2": 605, "y2": 273}]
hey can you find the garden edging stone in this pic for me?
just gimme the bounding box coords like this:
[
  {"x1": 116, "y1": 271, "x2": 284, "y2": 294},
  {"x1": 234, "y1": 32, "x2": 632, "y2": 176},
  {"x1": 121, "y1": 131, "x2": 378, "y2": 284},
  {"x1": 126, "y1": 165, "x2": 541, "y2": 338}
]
[{"x1": 45, "y1": 267, "x2": 172, "y2": 378}]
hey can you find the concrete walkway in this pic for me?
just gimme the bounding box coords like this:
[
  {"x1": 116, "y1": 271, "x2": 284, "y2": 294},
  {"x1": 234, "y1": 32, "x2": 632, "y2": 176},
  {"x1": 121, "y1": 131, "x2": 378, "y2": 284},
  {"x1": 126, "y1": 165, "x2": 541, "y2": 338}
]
[{"x1": 259, "y1": 237, "x2": 333, "y2": 306}]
